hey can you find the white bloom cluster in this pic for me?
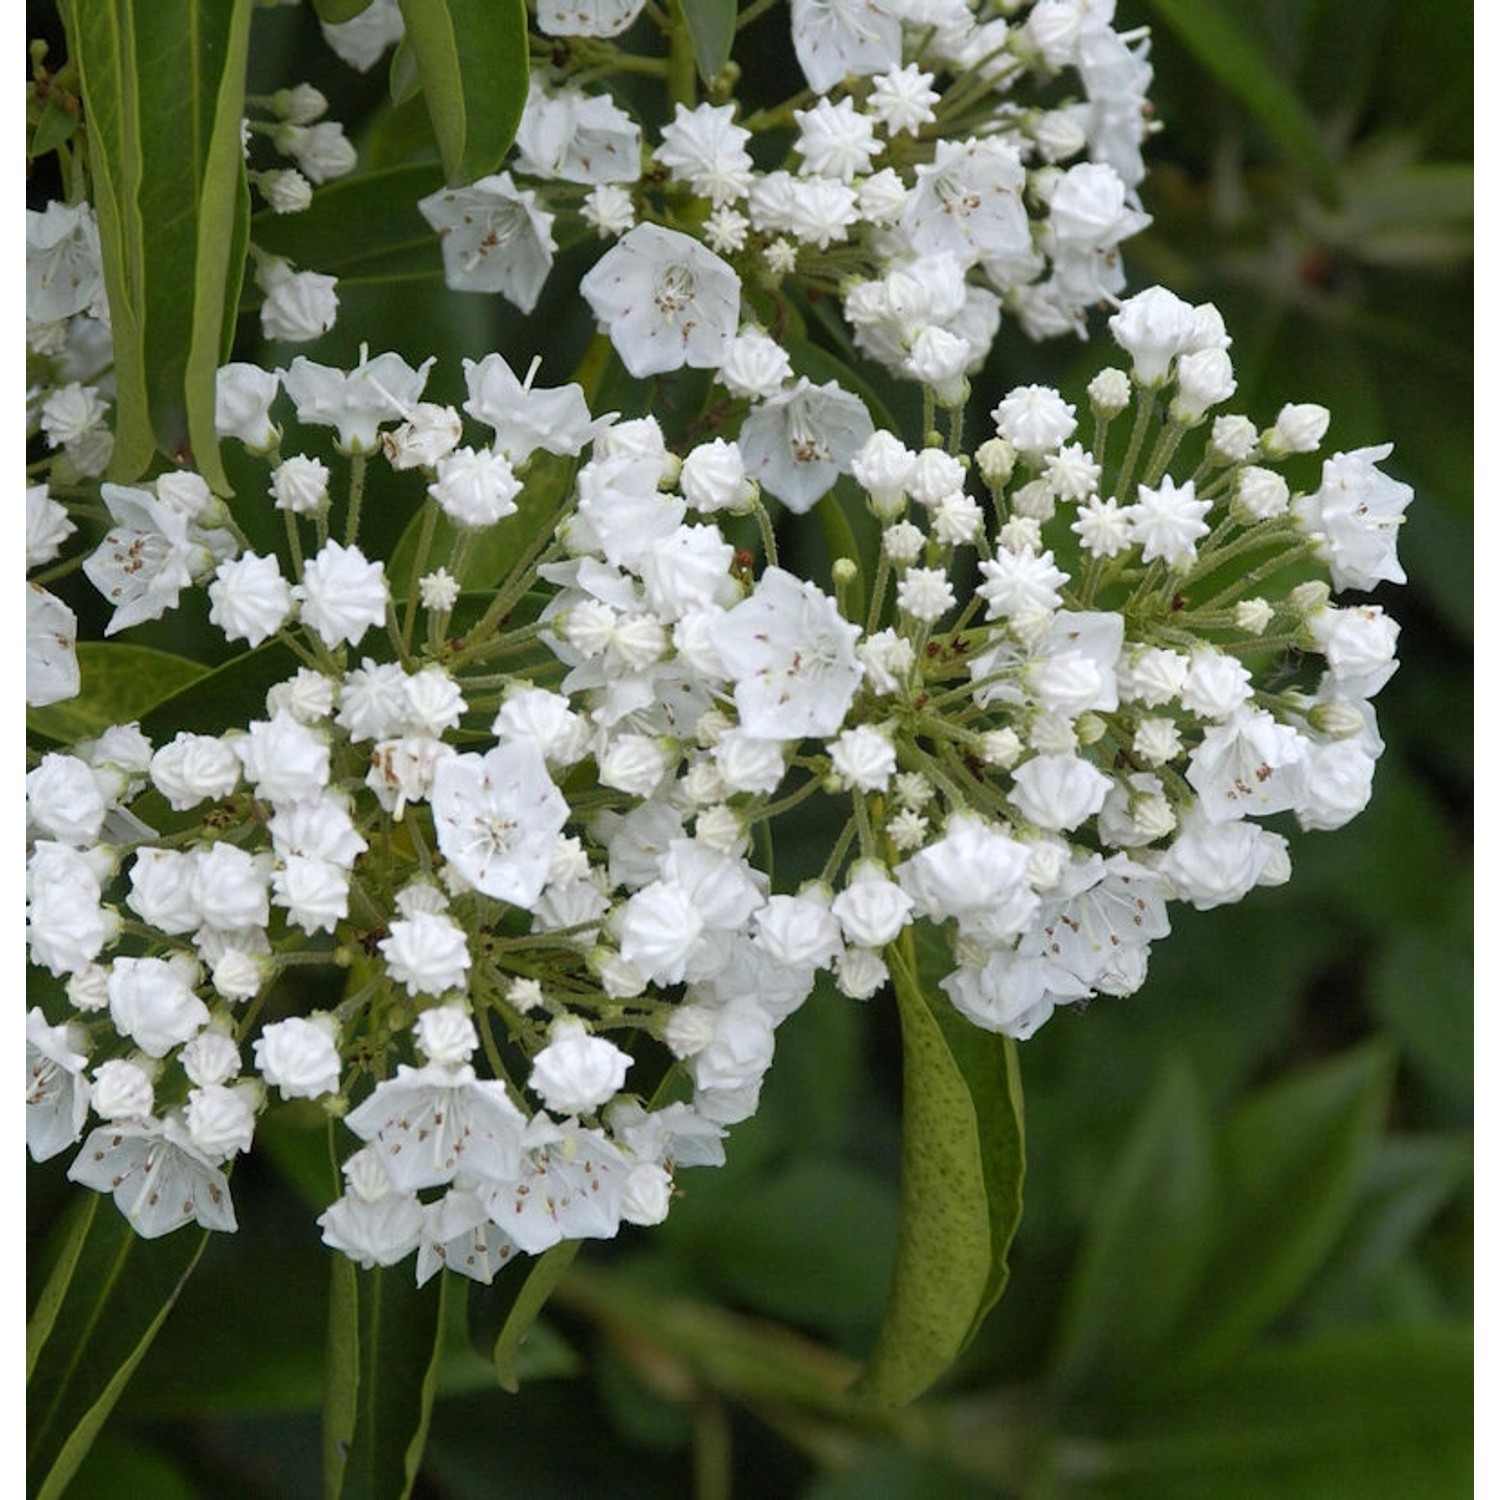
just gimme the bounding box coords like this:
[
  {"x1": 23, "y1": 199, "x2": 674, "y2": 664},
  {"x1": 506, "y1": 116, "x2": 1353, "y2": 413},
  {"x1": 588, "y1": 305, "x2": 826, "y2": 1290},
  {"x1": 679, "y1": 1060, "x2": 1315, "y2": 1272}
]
[
  {"x1": 403, "y1": 0, "x2": 1157, "y2": 418},
  {"x1": 25, "y1": 288, "x2": 1411, "y2": 1261}
]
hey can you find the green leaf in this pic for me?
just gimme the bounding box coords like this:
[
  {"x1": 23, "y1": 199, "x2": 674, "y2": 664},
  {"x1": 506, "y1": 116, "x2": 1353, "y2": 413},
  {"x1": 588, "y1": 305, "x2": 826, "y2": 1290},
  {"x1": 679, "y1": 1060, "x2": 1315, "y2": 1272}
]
[
  {"x1": 1071, "y1": 1326, "x2": 1472, "y2": 1500},
  {"x1": 137, "y1": 639, "x2": 299, "y2": 743},
  {"x1": 489, "y1": 1242, "x2": 581, "y2": 1394},
  {"x1": 26, "y1": 642, "x2": 208, "y2": 744},
  {"x1": 1172, "y1": 1043, "x2": 1394, "y2": 1378},
  {"x1": 1144, "y1": 0, "x2": 1342, "y2": 201},
  {"x1": 323, "y1": 1260, "x2": 448, "y2": 1500},
  {"x1": 312, "y1": 0, "x2": 377, "y2": 22},
  {"x1": 396, "y1": 0, "x2": 529, "y2": 185},
  {"x1": 1050, "y1": 1054, "x2": 1217, "y2": 1399},
  {"x1": 680, "y1": 0, "x2": 737, "y2": 84},
  {"x1": 850, "y1": 939, "x2": 1008, "y2": 1406},
  {"x1": 67, "y1": 0, "x2": 255, "y2": 490},
  {"x1": 28, "y1": 1196, "x2": 210, "y2": 1500},
  {"x1": 250, "y1": 164, "x2": 447, "y2": 290}
]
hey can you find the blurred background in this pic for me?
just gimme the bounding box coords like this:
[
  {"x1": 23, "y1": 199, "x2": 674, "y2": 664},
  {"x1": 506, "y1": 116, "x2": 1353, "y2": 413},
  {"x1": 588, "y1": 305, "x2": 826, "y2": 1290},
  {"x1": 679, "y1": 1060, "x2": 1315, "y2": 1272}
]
[{"x1": 28, "y1": 0, "x2": 1473, "y2": 1495}]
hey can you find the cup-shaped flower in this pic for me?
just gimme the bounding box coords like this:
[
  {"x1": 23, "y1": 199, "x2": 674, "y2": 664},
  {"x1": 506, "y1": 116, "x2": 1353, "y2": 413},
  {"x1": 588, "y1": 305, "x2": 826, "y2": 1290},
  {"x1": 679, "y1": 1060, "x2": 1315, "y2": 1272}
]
[{"x1": 580, "y1": 224, "x2": 741, "y2": 378}]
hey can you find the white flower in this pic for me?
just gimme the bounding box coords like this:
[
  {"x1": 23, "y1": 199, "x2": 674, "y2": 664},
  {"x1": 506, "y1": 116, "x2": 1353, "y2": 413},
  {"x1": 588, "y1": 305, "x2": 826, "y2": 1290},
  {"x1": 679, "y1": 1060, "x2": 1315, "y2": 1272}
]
[
  {"x1": 429, "y1": 446, "x2": 522, "y2": 529},
  {"x1": 462, "y1": 355, "x2": 592, "y2": 464},
  {"x1": 27, "y1": 584, "x2": 79, "y2": 707},
  {"x1": 26, "y1": 200, "x2": 103, "y2": 323},
  {"x1": 280, "y1": 352, "x2": 434, "y2": 453},
  {"x1": 1294, "y1": 443, "x2": 1413, "y2": 592},
  {"x1": 794, "y1": 97, "x2": 878, "y2": 181},
  {"x1": 260, "y1": 168, "x2": 313, "y2": 214},
  {"x1": 68, "y1": 1117, "x2": 237, "y2": 1237},
  {"x1": 214, "y1": 364, "x2": 281, "y2": 450},
  {"x1": 790, "y1": 0, "x2": 903, "y2": 94},
  {"x1": 1267, "y1": 403, "x2": 1331, "y2": 456},
  {"x1": 1185, "y1": 710, "x2": 1308, "y2": 823},
  {"x1": 185, "y1": 1083, "x2": 259, "y2": 1160},
  {"x1": 431, "y1": 742, "x2": 570, "y2": 908},
  {"x1": 254, "y1": 1015, "x2": 341, "y2": 1099},
  {"x1": 1310, "y1": 604, "x2": 1400, "y2": 696},
  {"x1": 380, "y1": 911, "x2": 472, "y2": 996},
  {"x1": 902, "y1": 139, "x2": 1030, "y2": 270},
  {"x1": 181, "y1": 1031, "x2": 243, "y2": 1088},
  {"x1": 1109, "y1": 284, "x2": 1198, "y2": 384},
  {"x1": 191, "y1": 842, "x2": 271, "y2": 933},
  {"x1": 830, "y1": 725, "x2": 897, "y2": 791},
  {"x1": 150, "y1": 726, "x2": 238, "y2": 810},
  {"x1": 294, "y1": 539, "x2": 388, "y2": 648},
  {"x1": 83, "y1": 484, "x2": 233, "y2": 637},
  {"x1": 992, "y1": 385, "x2": 1078, "y2": 460},
  {"x1": 831, "y1": 864, "x2": 913, "y2": 948},
  {"x1": 868, "y1": 63, "x2": 939, "y2": 135},
  {"x1": 896, "y1": 566, "x2": 956, "y2": 623},
  {"x1": 270, "y1": 454, "x2": 331, "y2": 514},
  {"x1": 976, "y1": 548, "x2": 1069, "y2": 619},
  {"x1": 274, "y1": 120, "x2": 357, "y2": 183},
  {"x1": 272, "y1": 855, "x2": 351, "y2": 934},
  {"x1": 346, "y1": 1064, "x2": 527, "y2": 1191},
  {"x1": 412, "y1": 1005, "x2": 479, "y2": 1066},
  {"x1": 679, "y1": 439, "x2": 753, "y2": 514},
  {"x1": 419, "y1": 173, "x2": 557, "y2": 310},
  {"x1": 654, "y1": 102, "x2": 754, "y2": 205},
  {"x1": 108, "y1": 955, "x2": 210, "y2": 1058},
  {"x1": 235, "y1": 711, "x2": 331, "y2": 801},
  {"x1": 338, "y1": 658, "x2": 410, "y2": 741},
  {"x1": 1179, "y1": 649, "x2": 1252, "y2": 720},
  {"x1": 258, "y1": 261, "x2": 339, "y2": 343},
  {"x1": 618, "y1": 881, "x2": 705, "y2": 984},
  {"x1": 1009, "y1": 754, "x2": 1114, "y2": 832},
  {"x1": 752, "y1": 892, "x2": 843, "y2": 970},
  {"x1": 710, "y1": 567, "x2": 863, "y2": 739},
  {"x1": 208, "y1": 552, "x2": 293, "y2": 647},
  {"x1": 718, "y1": 329, "x2": 794, "y2": 400},
  {"x1": 536, "y1": 0, "x2": 647, "y2": 37},
  {"x1": 1127, "y1": 475, "x2": 1212, "y2": 568},
  {"x1": 27, "y1": 1008, "x2": 91, "y2": 1160},
  {"x1": 515, "y1": 80, "x2": 641, "y2": 184},
  {"x1": 529, "y1": 1018, "x2": 632, "y2": 1114},
  {"x1": 580, "y1": 224, "x2": 741, "y2": 378},
  {"x1": 381, "y1": 402, "x2": 463, "y2": 469},
  {"x1": 91, "y1": 1058, "x2": 156, "y2": 1122},
  {"x1": 320, "y1": 0, "x2": 403, "y2": 69},
  {"x1": 1159, "y1": 810, "x2": 1286, "y2": 910},
  {"x1": 738, "y1": 378, "x2": 873, "y2": 513},
  {"x1": 26, "y1": 754, "x2": 106, "y2": 845}
]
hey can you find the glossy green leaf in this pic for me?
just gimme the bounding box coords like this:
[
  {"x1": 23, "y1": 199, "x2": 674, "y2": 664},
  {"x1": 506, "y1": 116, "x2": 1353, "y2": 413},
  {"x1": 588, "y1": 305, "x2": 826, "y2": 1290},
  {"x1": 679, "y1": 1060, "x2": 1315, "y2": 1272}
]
[
  {"x1": 850, "y1": 940, "x2": 1001, "y2": 1406},
  {"x1": 28, "y1": 1196, "x2": 210, "y2": 1500},
  {"x1": 26, "y1": 642, "x2": 208, "y2": 744},
  {"x1": 489, "y1": 1242, "x2": 581, "y2": 1394},
  {"x1": 67, "y1": 0, "x2": 254, "y2": 490},
  {"x1": 1173, "y1": 1043, "x2": 1394, "y2": 1377},
  {"x1": 1050, "y1": 1054, "x2": 1216, "y2": 1398},
  {"x1": 680, "y1": 0, "x2": 737, "y2": 84},
  {"x1": 396, "y1": 0, "x2": 529, "y2": 185},
  {"x1": 137, "y1": 639, "x2": 298, "y2": 743},
  {"x1": 323, "y1": 1260, "x2": 448, "y2": 1500},
  {"x1": 1144, "y1": 0, "x2": 1341, "y2": 200},
  {"x1": 1072, "y1": 1326, "x2": 1471, "y2": 1500},
  {"x1": 249, "y1": 164, "x2": 447, "y2": 290}
]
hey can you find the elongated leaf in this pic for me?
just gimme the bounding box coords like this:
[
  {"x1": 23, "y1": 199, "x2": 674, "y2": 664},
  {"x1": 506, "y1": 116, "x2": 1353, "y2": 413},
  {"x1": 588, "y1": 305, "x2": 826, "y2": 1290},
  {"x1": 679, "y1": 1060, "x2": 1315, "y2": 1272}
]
[
  {"x1": 1173, "y1": 1042, "x2": 1394, "y2": 1377},
  {"x1": 681, "y1": 0, "x2": 737, "y2": 84},
  {"x1": 1144, "y1": 0, "x2": 1341, "y2": 200},
  {"x1": 1049, "y1": 1054, "x2": 1216, "y2": 1399},
  {"x1": 850, "y1": 940, "x2": 1000, "y2": 1406},
  {"x1": 249, "y1": 164, "x2": 447, "y2": 290},
  {"x1": 324, "y1": 1261, "x2": 448, "y2": 1500},
  {"x1": 396, "y1": 0, "x2": 529, "y2": 185},
  {"x1": 1076, "y1": 1326, "x2": 1471, "y2": 1500},
  {"x1": 26, "y1": 642, "x2": 208, "y2": 744},
  {"x1": 68, "y1": 0, "x2": 255, "y2": 490},
  {"x1": 137, "y1": 639, "x2": 298, "y2": 743},
  {"x1": 490, "y1": 1241, "x2": 581, "y2": 1393},
  {"x1": 313, "y1": 0, "x2": 377, "y2": 22},
  {"x1": 28, "y1": 1197, "x2": 209, "y2": 1500}
]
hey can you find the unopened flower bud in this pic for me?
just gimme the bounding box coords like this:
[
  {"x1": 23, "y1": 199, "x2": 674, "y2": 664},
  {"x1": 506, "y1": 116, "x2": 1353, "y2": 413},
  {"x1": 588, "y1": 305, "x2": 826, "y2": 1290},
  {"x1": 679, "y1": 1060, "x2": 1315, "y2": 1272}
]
[
  {"x1": 1265, "y1": 402, "x2": 1331, "y2": 457},
  {"x1": 1308, "y1": 700, "x2": 1368, "y2": 739},
  {"x1": 1288, "y1": 580, "x2": 1331, "y2": 618},
  {"x1": 1235, "y1": 598, "x2": 1275, "y2": 635},
  {"x1": 1087, "y1": 367, "x2": 1132, "y2": 419},
  {"x1": 975, "y1": 436, "x2": 1016, "y2": 491}
]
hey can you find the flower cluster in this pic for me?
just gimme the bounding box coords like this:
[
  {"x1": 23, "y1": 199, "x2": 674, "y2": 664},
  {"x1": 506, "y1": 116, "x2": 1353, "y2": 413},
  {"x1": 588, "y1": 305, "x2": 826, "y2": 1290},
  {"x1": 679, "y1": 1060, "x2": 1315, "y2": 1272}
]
[{"x1": 25, "y1": 1, "x2": 1413, "y2": 1283}]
